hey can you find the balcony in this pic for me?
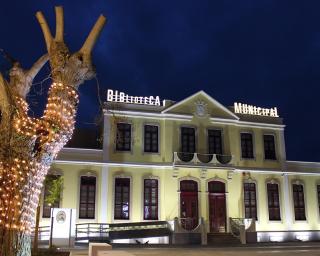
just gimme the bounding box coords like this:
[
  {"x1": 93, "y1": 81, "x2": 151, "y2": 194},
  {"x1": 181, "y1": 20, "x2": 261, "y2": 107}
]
[{"x1": 173, "y1": 152, "x2": 234, "y2": 167}]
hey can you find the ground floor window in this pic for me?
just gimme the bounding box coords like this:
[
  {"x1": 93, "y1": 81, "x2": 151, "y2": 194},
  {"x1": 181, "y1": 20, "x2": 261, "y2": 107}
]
[
  {"x1": 243, "y1": 182, "x2": 257, "y2": 220},
  {"x1": 267, "y1": 183, "x2": 281, "y2": 221},
  {"x1": 79, "y1": 176, "x2": 96, "y2": 219},
  {"x1": 144, "y1": 179, "x2": 158, "y2": 220},
  {"x1": 293, "y1": 184, "x2": 306, "y2": 221},
  {"x1": 42, "y1": 175, "x2": 61, "y2": 218},
  {"x1": 114, "y1": 178, "x2": 130, "y2": 220}
]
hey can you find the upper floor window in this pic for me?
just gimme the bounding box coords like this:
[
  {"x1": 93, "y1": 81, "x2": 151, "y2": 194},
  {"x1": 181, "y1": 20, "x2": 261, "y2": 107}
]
[
  {"x1": 264, "y1": 134, "x2": 276, "y2": 160},
  {"x1": 144, "y1": 179, "x2": 158, "y2": 220},
  {"x1": 181, "y1": 127, "x2": 196, "y2": 153},
  {"x1": 144, "y1": 125, "x2": 159, "y2": 153},
  {"x1": 241, "y1": 133, "x2": 254, "y2": 159},
  {"x1": 208, "y1": 129, "x2": 222, "y2": 155},
  {"x1": 42, "y1": 175, "x2": 61, "y2": 218},
  {"x1": 116, "y1": 123, "x2": 131, "y2": 151},
  {"x1": 114, "y1": 178, "x2": 130, "y2": 220},
  {"x1": 293, "y1": 184, "x2": 306, "y2": 221},
  {"x1": 243, "y1": 182, "x2": 257, "y2": 220},
  {"x1": 267, "y1": 183, "x2": 281, "y2": 221},
  {"x1": 79, "y1": 176, "x2": 96, "y2": 219}
]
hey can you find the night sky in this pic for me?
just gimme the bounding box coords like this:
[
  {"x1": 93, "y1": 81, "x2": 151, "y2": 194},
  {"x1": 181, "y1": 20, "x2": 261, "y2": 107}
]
[{"x1": 0, "y1": 1, "x2": 319, "y2": 162}]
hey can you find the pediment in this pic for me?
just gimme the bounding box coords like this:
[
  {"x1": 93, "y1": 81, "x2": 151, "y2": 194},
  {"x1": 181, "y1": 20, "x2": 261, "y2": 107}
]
[{"x1": 162, "y1": 91, "x2": 239, "y2": 120}]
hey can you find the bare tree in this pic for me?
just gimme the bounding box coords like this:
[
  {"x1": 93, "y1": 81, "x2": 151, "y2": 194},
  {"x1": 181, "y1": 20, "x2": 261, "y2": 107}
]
[{"x1": 0, "y1": 6, "x2": 106, "y2": 256}]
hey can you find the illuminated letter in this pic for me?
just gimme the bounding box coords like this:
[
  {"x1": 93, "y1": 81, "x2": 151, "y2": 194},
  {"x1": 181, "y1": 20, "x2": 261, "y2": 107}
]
[
  {"x1": 234, "y1": 102, "x2": 242, "y2": 113},
  {"x1": 253, "y1": 106, "x2": 257, "y2": 115},
  {"x1": 114, "y1": 90, "x2": 119, "y2": 102},
  {"x1": 155, "y1": 96, "x2": 160, "y2": 106},
  {"x1": 274, "y1": 107, "x2": 279, "y2": 117},
  {"x1": 125, "y1": 94, "x2": 129, "y2": 103},
  {"x1": 265, "y1": 109, "x2": 270, "y2": 116},
  {"x1": 134, "y1": 97, "x2": 139, "y2": 104},
  {"x1": 144, "y1": 97, "x2": 149, "y2": 105},
  {"x1": 107, "y1": 89, "x2": 113, "y2": 102},
  {"x1": 119, "y1": 92, "x2": 125, "y2": 102},
  {"x1": 130, "y1": 96, "x2": 133, "y2": 103},
  {"x1": 257, "y1": 107, "x2": 262, "y2": 115},
  {"x1": 149, "y1": 96, "x2": 154, "y2": 105},
  {"x1": 248, "y1": 105, "x2": 254, "y2": 115},
  {"x1": 139, "y1": 97, "x2": 143, "y2": 104},
  {"x1": 243, "y1": 104, "x2": 248, "y2": 114}
]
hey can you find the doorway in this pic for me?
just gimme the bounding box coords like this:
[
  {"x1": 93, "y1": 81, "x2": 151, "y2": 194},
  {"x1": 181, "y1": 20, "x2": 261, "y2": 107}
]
[
  {"x1": 208, "y1": 181, "x2": 226, "y2": 232},
  {"x1": 180, "y1": 180, "x2": 198, "y2": 230}
]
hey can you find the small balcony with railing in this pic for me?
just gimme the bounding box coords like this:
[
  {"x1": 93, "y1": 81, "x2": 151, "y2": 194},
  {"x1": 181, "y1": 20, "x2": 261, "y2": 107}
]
[{"x1": 173, "y1": 152, "x2": 234, "y2": 167}]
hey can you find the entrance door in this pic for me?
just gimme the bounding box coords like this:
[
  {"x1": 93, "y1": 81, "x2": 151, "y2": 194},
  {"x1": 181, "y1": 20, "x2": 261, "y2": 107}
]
[
  {"x1": 208, "y1": 181, "x2": 226, "y2": 232},
  {"x1": 180, "y1": 180, "x2": 198, "y2": 230}
]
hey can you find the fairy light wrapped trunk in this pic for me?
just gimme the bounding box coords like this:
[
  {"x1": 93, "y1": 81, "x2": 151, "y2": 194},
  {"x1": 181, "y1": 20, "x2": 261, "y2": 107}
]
[{"x1": 0, "y1": 6, "x2": 105, "y2": 256}]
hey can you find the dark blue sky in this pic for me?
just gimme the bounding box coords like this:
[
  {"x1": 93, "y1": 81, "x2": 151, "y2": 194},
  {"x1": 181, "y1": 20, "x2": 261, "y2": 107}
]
[{"x1": 0, "y1": 1, "x2": 319, "y2": 162}]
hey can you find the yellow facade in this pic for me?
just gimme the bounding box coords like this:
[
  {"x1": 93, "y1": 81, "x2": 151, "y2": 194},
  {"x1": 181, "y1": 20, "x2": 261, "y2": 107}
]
[{"x1": 41, "y1": 91, "x2": 320, "y2": 243}]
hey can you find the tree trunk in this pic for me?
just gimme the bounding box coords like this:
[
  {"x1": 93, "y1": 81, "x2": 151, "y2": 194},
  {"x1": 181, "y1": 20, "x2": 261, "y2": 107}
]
[
  {"x1": 33, "y1": 203, "x2": 41, "y2": 255},
  {"x1": 0, "y1": 6, "x2": 105, "y2": 256}
]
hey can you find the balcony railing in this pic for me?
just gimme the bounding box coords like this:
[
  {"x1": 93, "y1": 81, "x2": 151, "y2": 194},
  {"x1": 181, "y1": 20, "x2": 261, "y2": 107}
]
[{"x1": 174, "y1": 152, "x2": 234, "y2": 166}]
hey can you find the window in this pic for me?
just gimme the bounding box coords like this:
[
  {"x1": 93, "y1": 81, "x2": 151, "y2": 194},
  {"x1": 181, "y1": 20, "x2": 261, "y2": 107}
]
[
  {"x1": 264, "y1": 135, "x2": 276, "y2": 160},
  {"x1": 208, "y1": 129, "x2": 222, "y2": 155},
  {"x1": 293, "y1": 184, "x2": 306, "y2": 221},
  {"x1": 267, "y1": 183, "x2": 281, "y2": 221},
  {"x1": 243, "y1": 183, "x2": 257, "y2": 220},
  {"x1": 241, "y1": 133, "x2": 254, "y2": 159},
  {"x1": 114, "y1": 178, "x2": 130, "y2": 220},
  {"x1": 79, "y1": 176, "x2": 96, "y2": 219},
  {"x1": 42, "y1": 175, "x2": 61, "y2": 218},
  {"x1": 181, "y1": 127, "x2": 196, "y2": 153},
  {"x1": 144, "y1": 179, "x2": 158, "y2": 220},
  {"x1": 144, "y1": 125, "x2": 159, "y2": 153},
  {"x1": 116, "y1": 123, "x2": 131, "y2": 151}
]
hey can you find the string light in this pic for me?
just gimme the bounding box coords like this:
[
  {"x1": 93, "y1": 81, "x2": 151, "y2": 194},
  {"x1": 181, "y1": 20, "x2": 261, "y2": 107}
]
[{"x1": 0, "y1": 82, "x2": 78, "y2": 233}]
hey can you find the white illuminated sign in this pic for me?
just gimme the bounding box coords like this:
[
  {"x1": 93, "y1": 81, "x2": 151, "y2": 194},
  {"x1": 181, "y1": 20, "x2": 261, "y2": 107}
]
[
  {"x1": 107, "y1": 89, "x2": 163, "y2": 106},
  {"x1": 234, "y1": 102, "x2": 279, "y2": 117}
]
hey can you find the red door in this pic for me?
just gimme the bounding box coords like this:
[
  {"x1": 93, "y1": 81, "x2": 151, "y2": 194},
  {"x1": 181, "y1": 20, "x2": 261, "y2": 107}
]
[
  {"x1": 180, "y1": 180, "x2": 199, "y2": 230},
  {"x1": 208, "y1": 181, "x2": 226, "y2": 233}
]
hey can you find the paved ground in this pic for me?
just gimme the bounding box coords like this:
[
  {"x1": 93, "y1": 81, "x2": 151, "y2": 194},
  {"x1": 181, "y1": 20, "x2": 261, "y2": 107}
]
[{"x1": 69, "y1": 244, "x2": 320, "y2": 256}]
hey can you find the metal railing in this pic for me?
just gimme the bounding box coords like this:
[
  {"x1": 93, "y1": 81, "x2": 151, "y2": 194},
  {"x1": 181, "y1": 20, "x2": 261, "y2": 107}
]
[
  {"x1": 31, "y1": 226, "x2": 51, "y2": 241},
  {"x1": 75, "y1": 221, "x2": 172, "y2": 242},
  {"x1": 174, "y1": 152, "x2": 234, "y2": 166}
]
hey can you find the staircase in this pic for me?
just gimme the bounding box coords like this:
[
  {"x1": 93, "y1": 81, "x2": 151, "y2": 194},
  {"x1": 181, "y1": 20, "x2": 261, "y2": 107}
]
[{"x1": 207, "y1": 233, "x2": 241, "y2": 245}]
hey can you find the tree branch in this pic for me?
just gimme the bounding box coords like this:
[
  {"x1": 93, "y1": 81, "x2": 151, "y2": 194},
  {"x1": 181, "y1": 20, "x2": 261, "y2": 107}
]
[
  {"x1": 35, "y1": 11, "x2": 53, "y2": 52},
  {"x1": 26, "y1": 54, "x2": 49, "y2": 82},
  {"x1": 55, "y1": 6, "x2": 64, "y2": 42},
  {"x1": 80, "y1": 15, "x2": 106, "y2": 57}
]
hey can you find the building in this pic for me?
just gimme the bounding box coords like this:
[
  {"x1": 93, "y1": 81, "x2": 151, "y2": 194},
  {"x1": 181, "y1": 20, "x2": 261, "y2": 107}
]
[{"x1": 40, "y1": 90, "x2": 320, "y2": 244}]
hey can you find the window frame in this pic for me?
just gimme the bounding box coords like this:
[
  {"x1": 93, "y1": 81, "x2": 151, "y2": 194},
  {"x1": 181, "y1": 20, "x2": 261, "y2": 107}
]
[
  {"x1": 292, "y1": 182, "x2": 307, "y2": 221},
  {"x1": 115, "y1": 122, "x2": 132, "y2": 152},
  {"x1": 143, "y1": 178, "x2": 159, "y2": 220},
  {"x1": 263, "y1": 133, "x2": 277, "y2": 161},
  {"x1": 113, "y1": 177, "x2": 131, "y2": 221},
  {"x1": 240, "y1": 132, "x2": 255, "y2": 159},
  {"x1": 78, "y1": 175, "x2": 97, "y2": 220},
  {"x1": 243, "y1": 181, "x2": 258, "y2": 221},
  {"x1": 266, "y1": 182, "x2": 281, "y2": 221},
  {"x1": 207, "y1": 128, "x2": 224, "y2": 155},
  {"x1": 143, "y1": 123, "x2": 160, "y2": 154},
  {"x1": 179, "y1": 126, "x2": 197, "y2": 153}
]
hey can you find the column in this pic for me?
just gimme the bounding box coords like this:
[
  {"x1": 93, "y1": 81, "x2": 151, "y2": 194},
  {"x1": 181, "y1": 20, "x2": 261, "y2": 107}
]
[{"x1": 283, "y1": 174, "x2": 293, "y2": 230}]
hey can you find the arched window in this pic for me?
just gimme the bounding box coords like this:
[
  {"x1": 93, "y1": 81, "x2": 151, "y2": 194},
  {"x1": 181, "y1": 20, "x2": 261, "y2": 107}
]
[
  {"x1": 243, "y1": 182, "x2": 257, "y2": 220},
  {"x1": 293, "y1": 184, "x2": 306, "y2": 221},
  {"x1": 79, "y1": 176, "x2": 96, "y2": 219},
  {"x1": 114, "y1": 177, "x2": 130, "y2": 220},
  {"x1": 267, "y1": 183, "x2": 281, "y2": 221},
  {"x1": 144, "y1": 179, "x2": 158, "y2": 220}
]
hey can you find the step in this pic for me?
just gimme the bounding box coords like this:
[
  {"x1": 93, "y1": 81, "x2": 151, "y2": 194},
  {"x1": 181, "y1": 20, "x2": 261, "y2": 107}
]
[{"x1": 207, "y1": 233, "x2": 241, "y2": 245}]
